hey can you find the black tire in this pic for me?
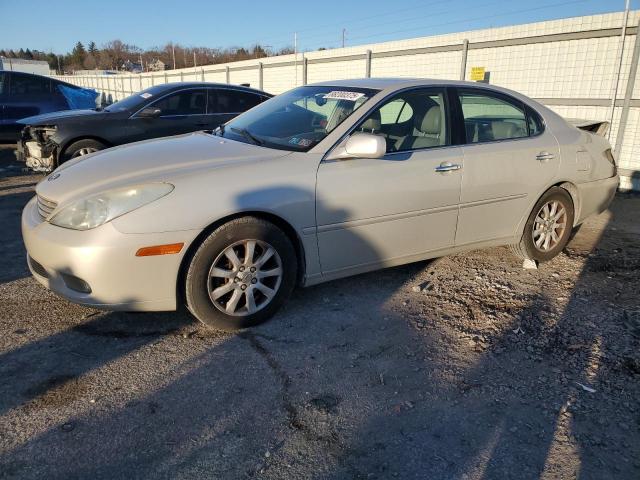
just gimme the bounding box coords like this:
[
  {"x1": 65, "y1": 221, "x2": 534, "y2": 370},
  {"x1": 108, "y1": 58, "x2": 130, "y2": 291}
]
[
  {"x1": 511, "y1": 187, "x2": 575, "y2": 263},
  {"x1": 185, "y1": 217, "x2": 297, "y2": 331},
  {"x1": 61, "y1": 139, "x2": 106, "y2": 163}
]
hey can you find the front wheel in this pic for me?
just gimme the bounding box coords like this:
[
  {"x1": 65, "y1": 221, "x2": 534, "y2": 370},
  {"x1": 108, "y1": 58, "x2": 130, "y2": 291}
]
[
  {"x1": 61, "y1": 139, "x2": 106, "y2": 163},
  {"x1": 511, "y1": 187, "x2": 575, "y2": 263},
  {"x1": 185, "y1": 217, "x2": 297, "y2": 331}
]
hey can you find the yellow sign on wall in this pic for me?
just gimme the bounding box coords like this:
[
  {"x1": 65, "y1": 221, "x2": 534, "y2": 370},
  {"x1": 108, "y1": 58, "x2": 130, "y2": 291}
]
[{"x1": 470, "y1": 66, "x2": 486, "y2": 81}]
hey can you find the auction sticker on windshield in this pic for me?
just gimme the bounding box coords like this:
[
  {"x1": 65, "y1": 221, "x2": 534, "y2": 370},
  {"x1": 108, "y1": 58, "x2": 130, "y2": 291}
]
[
  {"x1": 323, "y1": 91, "x2": 365, "y2": 101},
  {"x1": 140, "y1": 93, "x2": 153, "y2": 99}
]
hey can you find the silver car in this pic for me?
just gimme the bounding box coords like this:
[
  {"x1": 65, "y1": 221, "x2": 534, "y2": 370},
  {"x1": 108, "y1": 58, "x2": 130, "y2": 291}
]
[{"x1": 22, "y1": 78, "x2": 618, "y2": 330}]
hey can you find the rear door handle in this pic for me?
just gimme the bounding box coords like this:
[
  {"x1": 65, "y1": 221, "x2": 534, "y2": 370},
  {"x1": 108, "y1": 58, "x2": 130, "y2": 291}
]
[
  {"x1": 536, "y1": 151, "x2": 555, "y2": 162},
  {"x1": 435, "y1": 162, "x2": 462, "y2": 173}
]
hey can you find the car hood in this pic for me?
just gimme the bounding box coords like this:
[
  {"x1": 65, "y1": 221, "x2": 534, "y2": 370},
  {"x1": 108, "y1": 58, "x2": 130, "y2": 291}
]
[
  {"x1": 36, "y1": 131, "x2": 291, "y2": 203},
  {"x1": 18, "y1": 109, "x2": 105, "y2": 125}
]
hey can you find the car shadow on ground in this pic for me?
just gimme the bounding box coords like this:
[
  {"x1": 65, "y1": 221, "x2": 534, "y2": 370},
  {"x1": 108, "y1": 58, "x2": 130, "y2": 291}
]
[{"x1": 322, "y1": 194, "x2": 640, "y2": 480}]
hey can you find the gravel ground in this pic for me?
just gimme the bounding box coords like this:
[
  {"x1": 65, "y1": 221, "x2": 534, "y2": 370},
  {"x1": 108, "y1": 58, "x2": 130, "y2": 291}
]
[{"x1": 0, "y1": 144, "x2": 639, "y2": 479}]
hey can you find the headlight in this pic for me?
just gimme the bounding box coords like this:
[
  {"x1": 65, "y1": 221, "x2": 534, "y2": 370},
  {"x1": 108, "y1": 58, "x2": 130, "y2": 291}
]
[{"x1": 49, "y1": 183, "x2": 174, "y2": 230}]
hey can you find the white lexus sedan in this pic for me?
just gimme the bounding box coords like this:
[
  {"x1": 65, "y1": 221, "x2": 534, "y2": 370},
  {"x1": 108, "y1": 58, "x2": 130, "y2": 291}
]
[{"x1": 22, "y1": 79, "x2": 618, "y2": 330}]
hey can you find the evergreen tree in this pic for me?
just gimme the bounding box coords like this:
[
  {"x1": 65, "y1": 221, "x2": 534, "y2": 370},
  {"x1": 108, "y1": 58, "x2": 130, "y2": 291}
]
[
  {"x1": 88, "y1": 41, "x2": 98, "y2": 55},
  {"x1": 70, "y1": 41, "x2": 86, "y2": 69}
]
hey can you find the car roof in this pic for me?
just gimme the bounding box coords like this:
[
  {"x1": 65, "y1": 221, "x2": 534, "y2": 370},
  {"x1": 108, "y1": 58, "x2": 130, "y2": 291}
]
[
  {"x1": 308, "y1": 77, "x2": 524, "y2": 95},
  {"x1": 150, "y1": 82, "x2": 271, "y2": 96}
]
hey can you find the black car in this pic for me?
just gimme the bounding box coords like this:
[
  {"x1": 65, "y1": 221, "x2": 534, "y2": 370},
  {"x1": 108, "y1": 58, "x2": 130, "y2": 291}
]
[
  {"x1": 16, "y1": 82, "x2": 272, "y2": 171},
  {"x1": 0, "y1": 71, "x2": 98, "y2": 141}
]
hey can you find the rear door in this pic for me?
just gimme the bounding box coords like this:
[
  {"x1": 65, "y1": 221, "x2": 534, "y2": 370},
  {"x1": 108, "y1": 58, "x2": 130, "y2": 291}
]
[
  {"x1": 453, "y1": 88, "x2": 561, "y2": 246},
  {"x1": 129, "y1": 88, "x2": 208, "y2": 140}
]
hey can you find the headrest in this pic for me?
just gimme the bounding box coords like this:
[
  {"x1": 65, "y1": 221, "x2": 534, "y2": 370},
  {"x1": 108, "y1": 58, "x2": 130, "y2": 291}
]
[
  {"x1": 361, "y1": 109, "x2": 381, "y2": 132},
  {"x1": 491, "y1": 121, "x2": 517, "y2": 140},
  {"x1": 417, "y1": 105, "x2": 441, "y2": 134}
]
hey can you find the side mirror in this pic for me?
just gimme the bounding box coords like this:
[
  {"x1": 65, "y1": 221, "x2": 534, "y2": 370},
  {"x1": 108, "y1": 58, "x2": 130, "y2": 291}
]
[
  {"x1": 327, "y1": 132, "x2": 386, "y2": 160},
  {"x1": 137, "y1": 107, "x2": 162, "y2": 118}
]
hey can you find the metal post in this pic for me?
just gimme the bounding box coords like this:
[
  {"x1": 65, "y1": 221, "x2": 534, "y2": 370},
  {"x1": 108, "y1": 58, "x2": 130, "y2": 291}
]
[
  {"x1": 201, "y1": 67, "x2": 205, "y2": 81},
  {"x1": 365, "y1": 50, "x2": 372, "y2": 78},
  {"x1": 129, "y1": 75, "x2": 133, "y2": 95},
  {"x1": 139, "y1": 74, "x2": 143, "y2": 91},
  {"x1": 614, "y1": 17, "x2": 640, "y2": 159},
  {"x1": 460, "y1": 39, "x2": 469, "y2": 81},
  {"x1": 302, "y1": 57, "x2": 308, "y2": 85},
  {"x1": 225, "y1": 66, "x2": 230, "y2": 84},
  {"x1": 258, "y1": 62, "x2": 263, "y2": 90},
  {"x1": 180, "y1": 70, "x2": 184, "y2": 82},
  {"x1": 164, "y1": 72, "x2": 168, "y2": 84},
  {"x1": 608, "y1": 0, "x2": 631, "y2": 140},
  {"x1": 294, "y1": 32, "x2": 298, "y2": 86}
]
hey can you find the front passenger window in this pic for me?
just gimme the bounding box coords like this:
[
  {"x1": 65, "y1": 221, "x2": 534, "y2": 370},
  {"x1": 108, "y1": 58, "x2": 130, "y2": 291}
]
[
  {"x1": 151, "y1": 90, "x2": 206, "y2": 116},
  {"x1": 459, "y1": 91, "x2": 528, "y2": 143},
  {"x1": 358, "y1": 89, "x2": 447, "y2": 153}
]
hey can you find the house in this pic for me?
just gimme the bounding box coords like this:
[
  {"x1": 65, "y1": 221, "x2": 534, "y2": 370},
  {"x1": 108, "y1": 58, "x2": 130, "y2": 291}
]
[
  {"x1": 147, "y1": 59, "x2": 167, "y2": 72},
  {"x1": 121, "y1": 60, "x2": 143, "y2": 73}
]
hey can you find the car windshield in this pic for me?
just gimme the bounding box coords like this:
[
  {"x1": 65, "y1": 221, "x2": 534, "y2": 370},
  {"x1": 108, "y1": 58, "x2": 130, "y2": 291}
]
[
  {"x1": 104, "y1": 86, "x2": 167, "y2": 113},
  {"x1": 216, "y1": 85, "x2": 378, "y2": 151}
]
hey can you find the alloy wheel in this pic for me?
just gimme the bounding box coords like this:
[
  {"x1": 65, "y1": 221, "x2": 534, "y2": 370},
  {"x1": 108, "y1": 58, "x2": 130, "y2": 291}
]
[
  {"x1": 72, "y1": 147, "x2": 99, "y2": 157},
  {"x1": 532, "y1": 200, "x2": 567, "y2": 252},
  {"x1": 207, "y1": 239, "x2": 283, "y2": 316}
]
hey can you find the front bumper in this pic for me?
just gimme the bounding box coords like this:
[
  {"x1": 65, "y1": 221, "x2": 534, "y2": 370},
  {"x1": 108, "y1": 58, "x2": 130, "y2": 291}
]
[
  {"x1": 17, "y1": 127, "x2": 58, "y2": 172},
  {"x1": 21, "y1": 196, "x2": 201, "y2": 311},
  {"x1": 19, "y1": 139, "x2": 57, "y2": 172}
]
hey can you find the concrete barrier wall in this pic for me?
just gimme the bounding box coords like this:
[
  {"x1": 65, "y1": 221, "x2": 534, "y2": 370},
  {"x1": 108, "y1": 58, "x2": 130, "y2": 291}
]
[{"x1": 53, "y1": 11, "x2": 640, "y2": 190}]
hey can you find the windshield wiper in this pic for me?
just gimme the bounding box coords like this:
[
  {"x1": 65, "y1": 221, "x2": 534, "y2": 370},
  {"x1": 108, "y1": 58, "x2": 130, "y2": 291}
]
[{"x1": 230, "y1": 127, "x2": 263, "y2": 146}]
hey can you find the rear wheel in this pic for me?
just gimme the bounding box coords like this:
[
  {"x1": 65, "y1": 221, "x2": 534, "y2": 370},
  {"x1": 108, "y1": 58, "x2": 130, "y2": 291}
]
[
  {"x1": 185, "y1": 217, "x2": 297, "y2": 331},
  {"x1": 511, "y1": 187, "x2": 575, "y2": 263},
  {"x1": 61, "y1": 139, "x2": 106, "y2": 163}
]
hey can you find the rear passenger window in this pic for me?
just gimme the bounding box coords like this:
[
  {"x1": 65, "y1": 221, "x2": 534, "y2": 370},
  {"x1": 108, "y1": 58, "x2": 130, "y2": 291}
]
[
  {"x1": 10, "y1": 73, "x2": 50, "y2": 95},
  {"x1": 527, "y1": 106, "x2": 544, "y2": 136},
  {"x1": 459, "y1": 91, "x2": 527, "y2": 143},
  {"x1": 211, "y1": 90, "x2": 263, "y2": 113}
]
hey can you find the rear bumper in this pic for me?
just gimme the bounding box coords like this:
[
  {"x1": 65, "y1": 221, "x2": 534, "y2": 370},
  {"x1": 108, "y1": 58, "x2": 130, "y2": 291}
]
[
  {"x1": 576, "y1": 174, "x2": 619, "y2": 224},
  {"x1": 22, "y1": 196, "x2": 201, "y2": 312}
]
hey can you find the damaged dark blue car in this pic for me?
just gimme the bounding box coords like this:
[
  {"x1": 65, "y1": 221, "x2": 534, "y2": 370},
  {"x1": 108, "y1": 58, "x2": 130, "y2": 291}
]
[{"x1": 0, "y1": 71, "x2": 98, "y2": 141}]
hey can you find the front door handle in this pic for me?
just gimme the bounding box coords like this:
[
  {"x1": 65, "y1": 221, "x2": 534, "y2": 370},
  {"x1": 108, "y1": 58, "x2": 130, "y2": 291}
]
[
  {"x1": 536, "y1": 151, "x2": 555, "y2": 162},
  {"x1": 435, "y1": 162, "x2": 462, "y2": 173}
]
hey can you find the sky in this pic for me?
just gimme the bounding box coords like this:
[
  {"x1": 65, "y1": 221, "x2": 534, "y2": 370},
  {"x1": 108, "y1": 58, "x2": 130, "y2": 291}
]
[{"x1": 0, "y1": 0, "x2": 634, "y2": 54}]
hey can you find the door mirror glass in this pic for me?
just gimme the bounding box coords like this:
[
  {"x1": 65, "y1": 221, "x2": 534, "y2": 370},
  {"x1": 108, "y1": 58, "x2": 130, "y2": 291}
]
[
  {"x1": 137, "y1": 107, "x2": 162, "y2": 118},
  {"x1": 328, "y1": 132, "x2": 386, "y2": 160}
]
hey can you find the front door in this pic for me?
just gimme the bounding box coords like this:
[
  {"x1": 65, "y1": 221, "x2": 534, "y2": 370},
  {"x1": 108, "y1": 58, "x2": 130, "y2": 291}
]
[
  {"x1": 128, "y1": 88, "x2": 208, "y2": 141},
  {"x1": 453, "y1": 88, "x2": 561, "y2": 246},
  {"x1": 316, "y1": 87, "x2": 463, "y2": 277}
]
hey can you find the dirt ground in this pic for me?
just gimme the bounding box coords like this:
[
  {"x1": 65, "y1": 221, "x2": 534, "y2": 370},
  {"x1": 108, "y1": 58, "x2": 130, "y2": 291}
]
[{"x1": 0, "y1": 144, "x2": 638, "y2": 479}]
